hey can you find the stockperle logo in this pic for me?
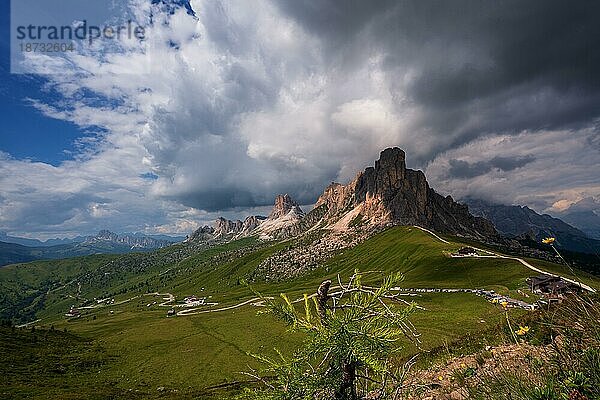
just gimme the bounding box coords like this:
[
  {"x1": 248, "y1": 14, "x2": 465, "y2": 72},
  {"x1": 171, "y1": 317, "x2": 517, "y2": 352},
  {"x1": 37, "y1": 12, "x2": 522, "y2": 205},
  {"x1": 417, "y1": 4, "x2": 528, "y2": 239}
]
[{"x1": 10, "y1": 0, "x2": 148, "y2": 74}]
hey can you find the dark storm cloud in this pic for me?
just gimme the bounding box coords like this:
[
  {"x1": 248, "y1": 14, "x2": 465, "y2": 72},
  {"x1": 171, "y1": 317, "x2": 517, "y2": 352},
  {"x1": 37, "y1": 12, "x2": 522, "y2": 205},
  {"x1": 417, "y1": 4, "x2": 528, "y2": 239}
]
[
  {"x1": 173, "y1": 183, "x2": 319, "y2": 212},
  {"x1": 275, "y1": 0, "x2": 600, "y2": 159},
  {"x1": 448, "y1": 155, "x2": 536, "y2": 179},
  {"x1": 273, "y1": 0, "x2": 397, "y2": 45},
  {"x1": 171, "y1": 189, "x2": 256, "y2": 212}
]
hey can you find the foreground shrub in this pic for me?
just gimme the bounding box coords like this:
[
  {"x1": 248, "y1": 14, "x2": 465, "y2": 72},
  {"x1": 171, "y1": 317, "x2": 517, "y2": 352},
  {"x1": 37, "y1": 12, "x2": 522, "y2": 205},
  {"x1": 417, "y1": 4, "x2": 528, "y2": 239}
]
[{"x1": 239, "y1": 271, "x2": 419, "y2": 400}]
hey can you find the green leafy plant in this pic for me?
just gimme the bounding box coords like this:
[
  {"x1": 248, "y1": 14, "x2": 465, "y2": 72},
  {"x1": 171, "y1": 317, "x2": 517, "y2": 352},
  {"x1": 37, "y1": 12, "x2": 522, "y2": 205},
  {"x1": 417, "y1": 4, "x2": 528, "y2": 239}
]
[{"x1": 240, "y1": 271, "x2": 419, "y2": 400}]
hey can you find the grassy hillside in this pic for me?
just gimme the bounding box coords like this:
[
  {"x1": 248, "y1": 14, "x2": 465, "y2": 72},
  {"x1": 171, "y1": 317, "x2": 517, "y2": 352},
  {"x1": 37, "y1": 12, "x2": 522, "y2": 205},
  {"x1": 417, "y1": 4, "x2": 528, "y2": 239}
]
[
  {"x1": 1, "y1": 226, "x2": 597, "y2": 398},
  {"x1": 0, "y1": 325, "x2": 123, "y2": 400},
  {"x1": 0, "y1": 238, "x2": 264, "y2": 324},
  {"x1": 0, "y1": 241, "x2": 39, "y2": 266}
]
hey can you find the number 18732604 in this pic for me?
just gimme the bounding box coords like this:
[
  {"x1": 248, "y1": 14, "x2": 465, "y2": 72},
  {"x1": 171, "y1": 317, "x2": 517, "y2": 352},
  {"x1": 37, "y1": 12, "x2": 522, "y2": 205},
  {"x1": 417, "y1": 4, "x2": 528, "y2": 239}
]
[{"x1": 20, "y1": 42, "x2": 74, "y2": 52}]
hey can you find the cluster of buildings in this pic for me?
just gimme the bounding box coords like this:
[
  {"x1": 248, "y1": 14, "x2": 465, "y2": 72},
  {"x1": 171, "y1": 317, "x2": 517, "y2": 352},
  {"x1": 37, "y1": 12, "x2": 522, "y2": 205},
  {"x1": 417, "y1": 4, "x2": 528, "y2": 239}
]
[
  {"x1": 527, "y1": 274, "x2": 581, "y2": 303},
  {"x1": 450, "y1": 247, "x2": 478, "y2": 257},
  {"x1": 64, "y1": 307, "x2": 80, "y2": 318},
  {"x1": 165, "y1": 296, "x2": 208, "y2": 316}
]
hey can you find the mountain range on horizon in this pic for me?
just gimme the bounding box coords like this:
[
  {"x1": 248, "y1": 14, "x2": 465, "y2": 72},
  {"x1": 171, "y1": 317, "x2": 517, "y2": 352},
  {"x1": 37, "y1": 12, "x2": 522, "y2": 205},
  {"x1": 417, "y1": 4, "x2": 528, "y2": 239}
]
[
  {"x1": 0, "y1": 230, "x2": 185, "y2": 248},
  {"x1": 559, "y1": 209, "x2": 600, "y2": 240},
  {"x1": 0, "y1": 230, "x2": 184, "y2": 267},
  {"x1": 462, "y1": 199, "x2": 600, "y2": 255}
]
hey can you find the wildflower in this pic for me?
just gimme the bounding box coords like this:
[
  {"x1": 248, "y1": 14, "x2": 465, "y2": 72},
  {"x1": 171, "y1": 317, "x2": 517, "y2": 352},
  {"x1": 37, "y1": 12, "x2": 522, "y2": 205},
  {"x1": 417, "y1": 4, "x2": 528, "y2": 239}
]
[
  {"x1": 515, "y1": 325, "x2": 530, "y2": 336},
  {"x1": 438, "y1": 375, "x2": 443, "y2": 381},
  {"x1": 501, "y1": 301, "x2": 508, "y2": 308}
]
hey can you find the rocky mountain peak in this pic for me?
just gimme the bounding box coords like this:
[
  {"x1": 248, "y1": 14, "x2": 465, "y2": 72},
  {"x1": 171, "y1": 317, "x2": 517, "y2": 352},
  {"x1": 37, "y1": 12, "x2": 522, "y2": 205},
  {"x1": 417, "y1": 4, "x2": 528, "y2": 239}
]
[
  {"x1": 189, "y1": 194, "x2": 307, "y2": 243},
  {"x1": 189, "y1": 148, "x2": 498, "y2": 243},
  {"x1": 242, "y1": 215, "x2": 266, "y2": 232},
  {"x1": 374, "y1": 147, "x2": 406, "y2": 183},
  {"x1": 188, "y1": 225, "x2": 215, "y2": 242},
  {"x1": 214, "y1": 217, "x2": 243, "y2": 237},
  {"x1": 269, "y1": 194, "x2": 304, "y2": 219},
  {"x1": 310, "y1": 147, "x2": 497, "y2": 238},
  {"x1": 194, "y1": 215, "x2": 268, "y2": 241},
  {"x1": 355, "y1": 147, "x2": 413, "y2": 204}
]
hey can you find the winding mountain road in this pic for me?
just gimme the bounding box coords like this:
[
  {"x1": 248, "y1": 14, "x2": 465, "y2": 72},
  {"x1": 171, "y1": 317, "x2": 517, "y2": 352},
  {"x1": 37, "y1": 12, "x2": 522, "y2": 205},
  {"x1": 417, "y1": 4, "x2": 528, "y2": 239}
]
[
  {"x1": 146, "y1": 226, "x2": 596, "y2": 319},
  {"x1": 413, "y1": 226, "x2": 596, "y2": 293}
]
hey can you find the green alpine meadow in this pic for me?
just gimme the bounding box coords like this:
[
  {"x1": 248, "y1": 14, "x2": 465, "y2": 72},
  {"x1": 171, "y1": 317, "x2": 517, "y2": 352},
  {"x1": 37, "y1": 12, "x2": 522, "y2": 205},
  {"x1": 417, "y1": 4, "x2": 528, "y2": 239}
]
[{"x1": 2, "y1": 1, "x2": 600, "y2": 399}]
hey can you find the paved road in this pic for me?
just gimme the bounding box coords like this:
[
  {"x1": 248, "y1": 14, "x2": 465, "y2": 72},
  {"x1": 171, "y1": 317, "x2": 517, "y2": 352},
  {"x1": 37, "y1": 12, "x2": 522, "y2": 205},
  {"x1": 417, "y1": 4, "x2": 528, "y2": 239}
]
[
  {"x1": 414, "y1": 226, "x2": 596, "y2": 293},
  {"x1": 176, "y1": 297, "x2": 270, "y2": 316}
]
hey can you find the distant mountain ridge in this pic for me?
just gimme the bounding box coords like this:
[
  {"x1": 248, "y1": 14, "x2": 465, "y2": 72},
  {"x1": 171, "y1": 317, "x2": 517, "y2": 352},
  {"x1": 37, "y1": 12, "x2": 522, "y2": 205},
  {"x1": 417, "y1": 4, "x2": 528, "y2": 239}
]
[
  {"x1": 0, "y1": 232, "x2": 83, "y2": 247},
  {"x1": 560, "y1": 210, "x2": 600, "y2": 240},
  {"x1": 463, "y1": 199, "x2": 600, "y2": 254},
  {"x1": 0, "y1": 231, "x2": 184, "y2": 248},
  {"x1": 82, "y1": 230, "x2": 177, "y2": 249},
  {"x1": 0, "y1": 230, "x2": 183, "y2": 267},
  {"x1": 0, "y1": 241, "x2": 41, "y2": 266}
]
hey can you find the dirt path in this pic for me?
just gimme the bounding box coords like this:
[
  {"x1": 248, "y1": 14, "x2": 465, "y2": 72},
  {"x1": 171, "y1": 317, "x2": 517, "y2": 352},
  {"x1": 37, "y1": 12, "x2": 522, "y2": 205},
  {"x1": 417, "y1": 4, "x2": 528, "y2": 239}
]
[{"x1": 16, "y1": 319, "x2": 41, "y2": 328}]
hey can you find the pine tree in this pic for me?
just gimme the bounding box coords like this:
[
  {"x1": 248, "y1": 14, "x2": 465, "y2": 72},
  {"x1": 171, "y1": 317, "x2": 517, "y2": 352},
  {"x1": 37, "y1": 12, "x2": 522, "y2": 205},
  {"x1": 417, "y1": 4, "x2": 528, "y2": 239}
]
[{"x1": 241, "y1": 271, "x2": 420, "y2": 399}]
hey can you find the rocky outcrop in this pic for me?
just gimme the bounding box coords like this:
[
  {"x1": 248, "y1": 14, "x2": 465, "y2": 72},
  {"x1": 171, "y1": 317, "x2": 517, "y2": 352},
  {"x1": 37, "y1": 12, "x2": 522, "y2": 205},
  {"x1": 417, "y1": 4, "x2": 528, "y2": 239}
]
[
  {"x1": 213, "y1": 217, "x2": 243, "y2": 237},
  {"x1": 212, "y1": 215, "x2": 267, "y2": 238},
  {"x1": 256, "y1": 194, "x2": 305, "y2": 239},
  {"x1": 307, "y1": 147, "x2": 497, "y2": 239},
  {"x1": 252, "y1": 230, "x2": 371, "y2": 281},
  {"x1": 188, "y1": 215, "x2": 268, "y2": 243},
  {"x1": 188, "y1": 225, "x2": 215, "y2": 242},
  {"x1": 242, "y1": 215, "x2": 266, "y2": 233},
  {"x1": 205, "y1": 195, "x2": 305, "y2": 241},
  {"x1": 269, "y1": 194, "x2": 304, "y2": 219}
]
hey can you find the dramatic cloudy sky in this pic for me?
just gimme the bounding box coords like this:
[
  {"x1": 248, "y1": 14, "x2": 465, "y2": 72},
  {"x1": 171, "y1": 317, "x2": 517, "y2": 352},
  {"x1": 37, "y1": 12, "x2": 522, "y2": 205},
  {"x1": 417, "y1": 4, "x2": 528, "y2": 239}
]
[{"x1": 1, "y1": 0, "x2": 599, "y2": 238}]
